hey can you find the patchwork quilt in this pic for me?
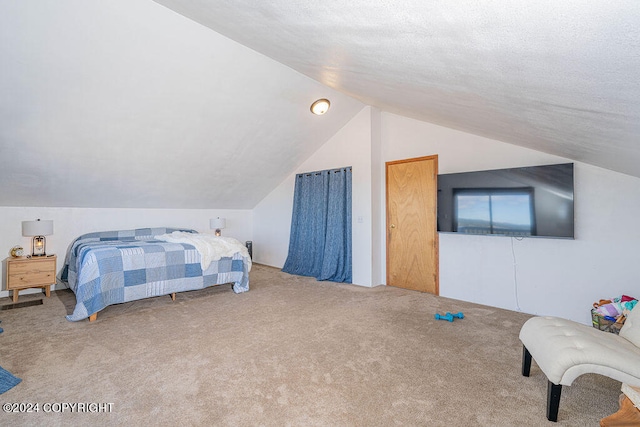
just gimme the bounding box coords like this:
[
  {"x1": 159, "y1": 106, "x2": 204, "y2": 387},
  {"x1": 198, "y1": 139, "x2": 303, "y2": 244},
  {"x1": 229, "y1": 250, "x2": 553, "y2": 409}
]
[{"x1": 59, "y1": 228, "x2": 250, "y2": 321}]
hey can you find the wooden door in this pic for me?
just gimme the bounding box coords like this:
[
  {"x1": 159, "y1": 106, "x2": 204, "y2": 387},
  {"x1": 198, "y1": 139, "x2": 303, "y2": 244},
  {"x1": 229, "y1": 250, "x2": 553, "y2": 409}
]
[{"x1": 386, "y1": 155, "x2": 438, "y2": 294}]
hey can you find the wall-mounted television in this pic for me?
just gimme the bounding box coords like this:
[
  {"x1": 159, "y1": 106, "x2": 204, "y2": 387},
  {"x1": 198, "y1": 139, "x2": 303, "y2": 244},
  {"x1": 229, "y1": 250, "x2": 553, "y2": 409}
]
[{"x1": 437, "y1": 163, "x2": 574, "y2": 239}]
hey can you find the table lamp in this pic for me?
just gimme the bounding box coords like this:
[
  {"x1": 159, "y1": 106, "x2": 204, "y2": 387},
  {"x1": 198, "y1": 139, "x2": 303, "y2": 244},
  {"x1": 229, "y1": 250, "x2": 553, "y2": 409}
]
[
  {"x1": 210, "y1": 217, "x2": 226, "y2": 236},
  {"x1": 22, "y1": 219, "x2": 54, "y2": 256}
]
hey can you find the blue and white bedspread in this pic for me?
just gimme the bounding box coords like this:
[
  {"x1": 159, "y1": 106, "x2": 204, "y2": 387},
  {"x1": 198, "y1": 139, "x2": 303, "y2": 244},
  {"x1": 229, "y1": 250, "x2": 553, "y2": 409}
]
[{"x1": 59, "y1": 228, "x2": 250, "y2": 321}]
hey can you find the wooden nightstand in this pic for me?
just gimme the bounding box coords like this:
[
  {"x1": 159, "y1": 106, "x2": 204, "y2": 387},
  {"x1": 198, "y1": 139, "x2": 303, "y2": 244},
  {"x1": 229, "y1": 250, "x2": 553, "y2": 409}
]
[{"x1": 5, "y1": 255, "x2": 57, "y2": 302}]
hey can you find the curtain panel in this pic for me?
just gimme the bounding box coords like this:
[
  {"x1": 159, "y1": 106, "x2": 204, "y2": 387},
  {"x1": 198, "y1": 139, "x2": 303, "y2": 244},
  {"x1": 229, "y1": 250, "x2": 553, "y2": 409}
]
[{"x1": 282, "y1": 167, "x2": 352, "y2": 283}]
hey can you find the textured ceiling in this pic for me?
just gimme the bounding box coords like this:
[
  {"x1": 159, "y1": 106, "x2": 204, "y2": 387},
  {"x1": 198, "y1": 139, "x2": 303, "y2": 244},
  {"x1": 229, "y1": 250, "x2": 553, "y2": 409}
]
[
  {"x1": 2, "y1": 1, "x2": 639, "y2": 210},
  {"x1": 0, "y1": 0, "x2": 363, "y2": 209},
  {"x1": 154, "y1": 0, "x2": 640, "y2": 178}
]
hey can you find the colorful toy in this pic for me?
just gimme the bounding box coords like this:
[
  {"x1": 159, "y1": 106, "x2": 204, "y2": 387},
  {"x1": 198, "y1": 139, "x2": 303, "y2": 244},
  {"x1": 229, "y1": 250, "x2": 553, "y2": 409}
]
[
  {"x1": 434, "y1": 312, "x2": 464, "y2": 322},
  {"x1": 435, "y1": 313, "x2": 453, "y2": 322},
  {"x1": 592, "y1": 295, "x2": 638, "y2": 326}
]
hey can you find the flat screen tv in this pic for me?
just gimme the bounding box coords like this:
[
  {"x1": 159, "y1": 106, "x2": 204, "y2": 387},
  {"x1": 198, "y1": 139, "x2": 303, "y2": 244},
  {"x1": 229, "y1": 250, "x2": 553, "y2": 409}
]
[{"x1": 437, "y1": 163, "x2": 574, "y2": 239}]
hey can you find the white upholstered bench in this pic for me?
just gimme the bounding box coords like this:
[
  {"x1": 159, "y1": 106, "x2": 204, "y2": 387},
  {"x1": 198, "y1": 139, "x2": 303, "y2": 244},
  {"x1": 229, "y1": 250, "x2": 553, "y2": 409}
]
[{"x1": 519, "y1": 306, "x2": 640, "y2": 422}]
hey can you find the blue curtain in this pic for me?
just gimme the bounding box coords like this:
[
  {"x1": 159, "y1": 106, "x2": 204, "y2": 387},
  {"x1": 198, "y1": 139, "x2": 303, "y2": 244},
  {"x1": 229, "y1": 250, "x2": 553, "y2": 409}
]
[{"x1": 282, "y1": 167, "x2": 352, "y2": 283}]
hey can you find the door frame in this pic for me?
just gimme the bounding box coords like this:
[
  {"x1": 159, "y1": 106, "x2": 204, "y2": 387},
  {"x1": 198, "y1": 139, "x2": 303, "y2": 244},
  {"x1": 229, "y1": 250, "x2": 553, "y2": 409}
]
[{"x1": 385, "y1": 154, "x2": 439, "y2": 294}]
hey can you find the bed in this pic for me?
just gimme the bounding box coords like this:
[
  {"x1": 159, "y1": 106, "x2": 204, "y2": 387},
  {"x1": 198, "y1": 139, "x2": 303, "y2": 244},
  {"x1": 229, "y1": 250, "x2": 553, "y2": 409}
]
[{"x1": 59, "y1": 227, "x2": 250, "y2": 322}]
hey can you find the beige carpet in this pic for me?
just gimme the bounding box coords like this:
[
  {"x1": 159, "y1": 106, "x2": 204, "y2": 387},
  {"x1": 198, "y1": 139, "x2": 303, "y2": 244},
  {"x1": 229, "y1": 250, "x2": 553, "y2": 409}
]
[{"x1": 0, "y1": 264, "x2": 621, "y2": 426}]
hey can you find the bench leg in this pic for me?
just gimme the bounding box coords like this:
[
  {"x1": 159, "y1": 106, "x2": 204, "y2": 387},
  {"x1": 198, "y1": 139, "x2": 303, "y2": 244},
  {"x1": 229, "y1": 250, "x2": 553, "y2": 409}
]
[
  {"x1": 547, "y1": 381, "x2": 562, "y2": 422},
  {"x1": 522, "y1": 345, "x2": 532, "y2": 377}
]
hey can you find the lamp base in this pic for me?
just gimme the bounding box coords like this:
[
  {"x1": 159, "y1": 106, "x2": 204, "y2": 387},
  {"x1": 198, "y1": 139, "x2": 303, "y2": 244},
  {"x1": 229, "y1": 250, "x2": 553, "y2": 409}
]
[{"x1": 32, "y1": 235, "x2": 46, "y2": 257}]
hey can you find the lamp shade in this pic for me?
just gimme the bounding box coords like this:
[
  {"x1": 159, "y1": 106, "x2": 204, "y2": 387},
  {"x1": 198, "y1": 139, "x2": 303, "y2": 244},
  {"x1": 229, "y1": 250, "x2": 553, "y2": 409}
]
[
  {"x1": 22, "y1": 219, "x2": 54, "y2": 237},
  {"x1": 209, "y1": 217, "x2": 226, "y2": 230}
]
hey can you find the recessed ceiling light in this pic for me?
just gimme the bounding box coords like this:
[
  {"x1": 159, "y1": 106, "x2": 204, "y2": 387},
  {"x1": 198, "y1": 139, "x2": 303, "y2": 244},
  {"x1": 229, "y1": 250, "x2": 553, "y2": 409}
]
[{"x1": 310, "y1": 98, "x2": 330, "y2": 115}]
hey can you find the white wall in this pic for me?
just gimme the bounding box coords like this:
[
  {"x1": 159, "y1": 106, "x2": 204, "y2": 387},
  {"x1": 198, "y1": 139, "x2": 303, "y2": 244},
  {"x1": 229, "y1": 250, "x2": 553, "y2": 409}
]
[
  {"x1": 19, "y1": 109, "x2": 635, "y2": 325},
  {"x1": 381, "y1": 112, "x2": 640, "y2": 324},
  {"x1": 0, "y1": 206, "x2": 252, "y2": 297},
  {"x1": 370, "y1": 108, "x2": 384, "y2": 286},
  {"x1": 253, "y1": 109, "x2": 640, "y2": 324},
  {"x1": 253, "y1": 106, "x2": 377, "y2": 286}
]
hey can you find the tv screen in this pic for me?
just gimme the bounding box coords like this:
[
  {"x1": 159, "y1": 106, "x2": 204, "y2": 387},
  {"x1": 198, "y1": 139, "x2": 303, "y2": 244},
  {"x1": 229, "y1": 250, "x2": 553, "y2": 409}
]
[{"x1": 437, "y1": 163, "x2": 574, "y2": 238}]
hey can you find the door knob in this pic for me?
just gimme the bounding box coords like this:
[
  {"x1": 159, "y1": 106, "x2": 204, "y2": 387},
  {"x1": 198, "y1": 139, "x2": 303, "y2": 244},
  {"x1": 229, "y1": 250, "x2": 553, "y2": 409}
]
[{"x1": 390, "y1": 224, "x2": 396, "y2": 229}]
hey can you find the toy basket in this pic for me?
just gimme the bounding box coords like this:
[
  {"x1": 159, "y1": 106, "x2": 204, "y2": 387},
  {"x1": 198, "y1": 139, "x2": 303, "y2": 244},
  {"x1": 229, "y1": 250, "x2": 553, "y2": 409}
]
[{"x1": 591, "y1": 309, "x2": 623, "y2": 335}]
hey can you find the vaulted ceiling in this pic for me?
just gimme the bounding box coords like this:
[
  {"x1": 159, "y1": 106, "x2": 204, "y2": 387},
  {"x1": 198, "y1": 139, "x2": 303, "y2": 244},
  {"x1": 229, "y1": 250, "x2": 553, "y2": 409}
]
[
  {"x1": 154, "y1": 0, "x2": 640, "y2": 177},
  {"x1": 1, "y1": 1, "x2": 639, "y2": 209},
  {"x1": 0, "y1": 0, "x2": 364, "y2": 209}
]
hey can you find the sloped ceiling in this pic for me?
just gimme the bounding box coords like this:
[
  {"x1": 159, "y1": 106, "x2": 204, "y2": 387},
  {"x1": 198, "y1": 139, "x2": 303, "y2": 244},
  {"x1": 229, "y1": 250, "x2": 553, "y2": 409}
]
[
  {"x1": 2, "y1": 1, "x2": 639, "y2": 210},
  {"x1": 154, "y1": 0, "x2": 640, "y2": 179},
  {"x1": 0, "y1": 1, "x2": 364, "y2": 209}
]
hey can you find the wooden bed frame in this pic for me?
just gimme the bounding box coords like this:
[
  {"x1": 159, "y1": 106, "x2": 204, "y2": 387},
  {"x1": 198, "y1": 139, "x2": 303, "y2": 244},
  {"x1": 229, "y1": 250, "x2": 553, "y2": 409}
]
[{"x1": 88, "y1": 292, "x2": 177, "y2": 322}]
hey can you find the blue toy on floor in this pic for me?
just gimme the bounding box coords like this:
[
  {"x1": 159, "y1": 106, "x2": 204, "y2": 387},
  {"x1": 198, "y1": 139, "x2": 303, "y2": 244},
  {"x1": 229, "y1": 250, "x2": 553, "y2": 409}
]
[{"x1": 434, "y1": 312, "x2": 464, "y2": 322}]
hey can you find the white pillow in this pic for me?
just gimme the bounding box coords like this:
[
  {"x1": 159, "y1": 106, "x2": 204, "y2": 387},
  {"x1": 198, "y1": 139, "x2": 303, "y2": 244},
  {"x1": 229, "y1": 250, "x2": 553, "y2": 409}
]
[{"x1": 620, "y1": 305, "x2": 640, "y2": 347}]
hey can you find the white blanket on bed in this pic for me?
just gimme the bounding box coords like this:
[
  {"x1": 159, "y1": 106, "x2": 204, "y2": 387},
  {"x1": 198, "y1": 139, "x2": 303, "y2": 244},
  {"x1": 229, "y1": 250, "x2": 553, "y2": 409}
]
[{"x1": 154, "y1": 231, "x2": 252, "y2": 271}]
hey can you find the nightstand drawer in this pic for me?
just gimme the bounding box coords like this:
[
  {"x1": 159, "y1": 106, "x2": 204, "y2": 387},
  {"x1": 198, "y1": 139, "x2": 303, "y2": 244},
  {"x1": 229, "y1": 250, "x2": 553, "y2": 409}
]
[{"x1": 7, "y1": 259, "x2": 56, "y2": 288}]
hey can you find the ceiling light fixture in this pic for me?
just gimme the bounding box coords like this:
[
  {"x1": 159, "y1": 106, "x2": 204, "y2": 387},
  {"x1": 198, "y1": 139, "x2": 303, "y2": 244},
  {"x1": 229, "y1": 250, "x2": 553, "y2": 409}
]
[{"x1": 310, "y1": 98, "x2": 330, "y2": 115}]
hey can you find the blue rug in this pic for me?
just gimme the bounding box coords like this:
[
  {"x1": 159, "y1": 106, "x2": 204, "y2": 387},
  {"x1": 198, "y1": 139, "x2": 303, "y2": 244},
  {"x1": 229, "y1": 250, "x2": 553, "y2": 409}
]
[{"x1": 0, "y1": 366, "x2": 22, "y2": 394}]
